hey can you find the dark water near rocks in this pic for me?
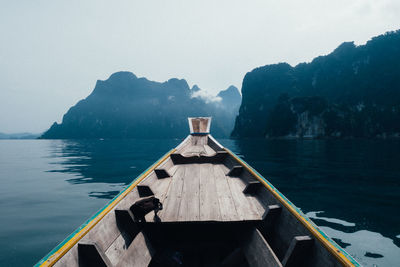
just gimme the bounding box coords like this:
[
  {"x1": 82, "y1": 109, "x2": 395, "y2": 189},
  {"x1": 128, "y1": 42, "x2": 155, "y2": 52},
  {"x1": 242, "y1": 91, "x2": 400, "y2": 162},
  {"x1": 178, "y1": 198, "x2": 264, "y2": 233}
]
[{"x1": 0, "y1": 139, "x2": 399, "y2": 266}]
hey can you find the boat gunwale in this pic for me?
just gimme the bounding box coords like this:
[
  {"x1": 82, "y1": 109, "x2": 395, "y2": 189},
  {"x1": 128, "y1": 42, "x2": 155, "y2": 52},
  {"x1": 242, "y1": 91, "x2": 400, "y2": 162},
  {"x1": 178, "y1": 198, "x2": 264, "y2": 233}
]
[
  {"x1": 223, "y1": 147, "x2": 360, "y2": 267},
  {"x1": 35, "y1": 148, "x2": 177, "y2": 267}
]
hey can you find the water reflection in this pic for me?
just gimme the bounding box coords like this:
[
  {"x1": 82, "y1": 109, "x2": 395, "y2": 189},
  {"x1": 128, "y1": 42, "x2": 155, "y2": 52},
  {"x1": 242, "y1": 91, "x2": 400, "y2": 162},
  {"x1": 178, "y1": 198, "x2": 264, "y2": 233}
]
[
  {"x1": 45, "y1": 139, "x2": 181, "y2": 194},
  {"x1": 303, "y1": 211, "x2": 400, "y2": 266}
]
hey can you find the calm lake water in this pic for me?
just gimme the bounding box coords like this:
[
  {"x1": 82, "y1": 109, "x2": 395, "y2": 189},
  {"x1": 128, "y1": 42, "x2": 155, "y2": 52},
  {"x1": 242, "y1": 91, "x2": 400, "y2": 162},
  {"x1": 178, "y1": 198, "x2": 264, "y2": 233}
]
[{"x1": 0, "y1": 138, "x2": 399, "y2": 266}]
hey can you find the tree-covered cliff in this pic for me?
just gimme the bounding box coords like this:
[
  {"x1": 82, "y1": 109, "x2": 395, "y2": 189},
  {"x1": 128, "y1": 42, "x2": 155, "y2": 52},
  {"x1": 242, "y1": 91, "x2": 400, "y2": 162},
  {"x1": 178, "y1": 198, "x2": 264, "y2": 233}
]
[
  {"x1": 232, "y1": 30, "x2": 400, "y2": 138},
  {"x1": 41, "y1": 72, "x2": 241, "y2": 139}
]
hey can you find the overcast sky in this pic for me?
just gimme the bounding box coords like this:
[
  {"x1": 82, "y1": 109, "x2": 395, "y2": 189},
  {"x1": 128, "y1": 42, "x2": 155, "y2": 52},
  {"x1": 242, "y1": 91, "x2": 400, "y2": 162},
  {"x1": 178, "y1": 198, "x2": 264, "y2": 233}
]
[{"x1": 1, "y1": 0, "x2": 400, "y2": 133}]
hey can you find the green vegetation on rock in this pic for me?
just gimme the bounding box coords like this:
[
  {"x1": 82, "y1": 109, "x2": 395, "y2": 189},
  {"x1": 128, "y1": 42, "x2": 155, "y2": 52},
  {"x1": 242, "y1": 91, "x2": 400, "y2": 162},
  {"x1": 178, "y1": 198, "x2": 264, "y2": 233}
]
[{"x1": 232, "y1": 30, "x2": 400, "y2": 138}]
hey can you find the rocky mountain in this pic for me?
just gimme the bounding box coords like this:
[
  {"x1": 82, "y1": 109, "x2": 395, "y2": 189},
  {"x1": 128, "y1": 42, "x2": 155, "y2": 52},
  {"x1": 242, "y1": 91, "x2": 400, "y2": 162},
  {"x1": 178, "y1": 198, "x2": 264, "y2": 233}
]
[
  {"x1": 217, "y1": 85, "x2": 242, "y2": 111},
  {"x1": 232, "y1": 30, "x2": 400, "y2": 138},
  {"x1": 41, "y1": 72, "x2": 241, "y2": 139}
]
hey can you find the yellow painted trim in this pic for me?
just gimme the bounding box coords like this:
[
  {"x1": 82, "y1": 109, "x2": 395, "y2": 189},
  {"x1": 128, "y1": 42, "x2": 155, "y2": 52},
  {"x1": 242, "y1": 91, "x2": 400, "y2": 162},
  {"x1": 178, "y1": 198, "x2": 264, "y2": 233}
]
[
  {"x1": 224, "y1": 148, "x2": 357, "y2": 267},
  {"x1": 40, "y1": 148, "x2": 176, "y2": 267}
]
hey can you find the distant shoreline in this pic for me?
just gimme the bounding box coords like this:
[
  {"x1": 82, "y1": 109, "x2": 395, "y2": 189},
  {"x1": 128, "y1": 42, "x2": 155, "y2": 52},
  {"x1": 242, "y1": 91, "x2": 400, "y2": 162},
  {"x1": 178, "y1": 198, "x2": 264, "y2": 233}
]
[{"x1": 0, "y1": 133, "x2": 41, "y2": 140}]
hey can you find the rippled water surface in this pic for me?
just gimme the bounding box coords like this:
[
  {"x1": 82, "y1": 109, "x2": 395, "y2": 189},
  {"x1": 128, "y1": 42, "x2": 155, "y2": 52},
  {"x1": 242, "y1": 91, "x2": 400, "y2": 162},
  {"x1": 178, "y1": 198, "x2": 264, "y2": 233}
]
[{"x1": 0, "y1": 139, "x2": 399, "y2": 266}]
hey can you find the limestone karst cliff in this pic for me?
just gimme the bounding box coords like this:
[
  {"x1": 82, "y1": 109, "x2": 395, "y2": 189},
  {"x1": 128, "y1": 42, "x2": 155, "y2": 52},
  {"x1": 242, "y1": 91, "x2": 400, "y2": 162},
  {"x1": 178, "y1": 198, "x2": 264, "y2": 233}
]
[
  {"x1": 41, "y1": 72, "x2": 241, "y2": 139},
  {"x1": 232, "y1": 30, "x2": 400, "y2": 138}
]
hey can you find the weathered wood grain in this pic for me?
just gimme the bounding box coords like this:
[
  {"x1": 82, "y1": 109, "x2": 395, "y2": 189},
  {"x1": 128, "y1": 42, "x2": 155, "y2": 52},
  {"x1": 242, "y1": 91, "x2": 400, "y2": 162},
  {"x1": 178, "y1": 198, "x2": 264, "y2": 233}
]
[
  {"x1": 158, "y1": 166, "x2": 185, "y2": 222},
  {"x1": 214, "y1": 164, "x2": 240, "y2": 221},
  {"x1": 115, "y1": 232, "x2": 154, "y2": 267},
  {"x1": 178, "y1": 164, "x2": 200, "y2": 221},
  {"x1": 226, "y1": 176, "x2": 261, "y2": 221},
  {"x1": 80, "y1": 209, "x2": 121, "y2": 254},
  {"x1": 105, "y1": 234, "x2": 127, "y2": 266},
  {"x1": 141, "y1": 174, "x2": 172, "y2": 202},
  {"x1": 199, "y1": 163, "x2": 221, "y2": 221}
]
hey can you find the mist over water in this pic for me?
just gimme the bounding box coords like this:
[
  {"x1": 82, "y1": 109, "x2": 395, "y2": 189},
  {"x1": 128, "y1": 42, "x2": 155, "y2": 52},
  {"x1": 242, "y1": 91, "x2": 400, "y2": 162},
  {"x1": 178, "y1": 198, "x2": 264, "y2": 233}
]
[{"x1": 0, "y1": 139, "x2": 399, "y2": 266}]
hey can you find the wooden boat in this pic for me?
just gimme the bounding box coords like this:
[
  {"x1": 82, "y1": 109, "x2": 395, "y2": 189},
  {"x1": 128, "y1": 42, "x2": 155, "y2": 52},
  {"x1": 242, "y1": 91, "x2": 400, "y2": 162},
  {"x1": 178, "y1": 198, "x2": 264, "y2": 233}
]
[{"x1": 36, "y1": 117, "x2": 360, "y2": 267}]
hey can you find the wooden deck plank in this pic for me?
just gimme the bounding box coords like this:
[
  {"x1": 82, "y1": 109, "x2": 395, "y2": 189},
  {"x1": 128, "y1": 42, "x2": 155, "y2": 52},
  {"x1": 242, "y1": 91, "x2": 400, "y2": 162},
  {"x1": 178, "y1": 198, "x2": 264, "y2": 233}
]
[
  {"x1": 222, "y1": 162, "x2": 265, "y2": 219},
  {"x1": 139, "y1": 150, "x2": 263, "y2": 223},
  {"x1": 246, "y1": 194, "x2": 266, "y2": 216},
  {"x1": 214, "y1": 164, "x2": 240, "y2": 221},
  {"x1": 178, "y1": 164, "x2": 200, "y2": 221},
  {"x1": 199, "y1": 163, "x2": 221, "y2": 221},
  {"x1": 158, "y1": 166, "x2": 185, "y2": 222},
  {"x1": 226, "y1": 176, "x2": 261, "y2": 221}
]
